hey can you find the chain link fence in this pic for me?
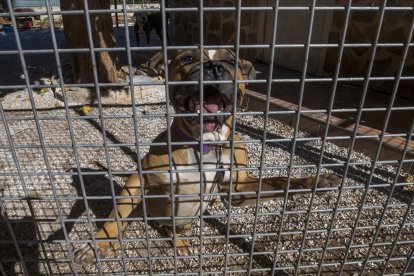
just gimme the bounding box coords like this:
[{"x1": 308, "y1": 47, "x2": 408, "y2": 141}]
[{"x1": 0, "y1": 0, "x2": 413, "y2": 275}]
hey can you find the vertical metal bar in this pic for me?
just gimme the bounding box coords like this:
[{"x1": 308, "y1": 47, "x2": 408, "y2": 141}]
[
  {"x1": 237, "y1": 0, "x2": 280, "y2": 274},
  {"x1": 223, "y1": 0, "x2": 243, "y2": 273},
  {"x1": 0, "y1": 198, "x2": 29, "y2": 275},
  {"x1": 338, "y1": 0, "x2": 389, "y2": 274},
  {"x1": 380, "y1": 118, "x2": 414, "y2": 275},
  {"x1": 119, "y1": 0, "x2": 153, "y2": 273},
  {"x1": 271, "y1": 0, "x2": 317, "y2": 274},
  {"x1": 80, "y1": 0, "x2": 129, "y2": 273},
  {"x1": 0, "y1": 105, "x2": 54, "y2": 275},
  {"x1": 403, "y1": 248, "x2": 414, "y2": 275},
  {"x1": 42, "y1": 1, "x2": 92, "y2": 274},
  {"x1": 359, "y1": 10, "x2": 414, "y2": 275},
  {"x1": 293, "y1": 3, "x2": 354, "y2": 272},
  {"x1": 6, "y1": 1, "x2": 77, "y2": 274},
  {"x1": 159, "y1": 0, "x2": 179, "y2": 273},
  {"x1": 316, "y1": 1, "x2": 353, "y2": 274},
  {"x1": 43, "y1": 0, "x2": 118, "y2": 274},
  {"x1": 0, "y1": 263, "x2": 6, "y2": 276},
  {"x1": 198, "y1": 0, "x2": 206, "y2": 273}
]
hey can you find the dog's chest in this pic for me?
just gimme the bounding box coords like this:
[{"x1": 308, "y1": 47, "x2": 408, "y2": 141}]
[
  {"x1": 176, "y1": 147, "x2": 229, "y2": 185},
  {"x1": 155, "y1": 147, "x2": 231, "y2": 220}
]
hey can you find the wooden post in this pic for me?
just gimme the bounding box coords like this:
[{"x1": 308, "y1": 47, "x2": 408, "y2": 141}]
[{"x1": 60, "y1": 0, "x2": 118, "y2": 85}]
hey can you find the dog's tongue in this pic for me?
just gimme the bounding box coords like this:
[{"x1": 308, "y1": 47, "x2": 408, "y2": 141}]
[
  {"x1": 196, "y1": 94, "x2": 221, "y2": 132},
  {"x1": 203, "y1": 93, "x2": 220, "y2": 113}
]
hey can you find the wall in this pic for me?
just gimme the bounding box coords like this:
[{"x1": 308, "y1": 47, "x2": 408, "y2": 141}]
[
  {"x1": 324, "y1": 0, "x2": 414, "y2": 98},
  {"x1": 168, "y1": 0, "x2": 266, "y2": 60},
  {"x1": 168, "y1": 0, "x2": 334, "y2": 74},
  {"x1": 261, "y1": 0, "x2": 334, "y2": 74},
  {"x1": 168, "y1": 0, "x2": 413, "y2": 99}
]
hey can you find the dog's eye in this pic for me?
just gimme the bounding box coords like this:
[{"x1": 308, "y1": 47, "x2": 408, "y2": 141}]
[
  {"x1": 183, "y1": 55, "x2": 195, "y2": 64},
  {"x1": 228, "y1": 59, "x2": 236, "y2": 66}
]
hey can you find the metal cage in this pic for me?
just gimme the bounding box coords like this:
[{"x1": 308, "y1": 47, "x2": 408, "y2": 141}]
[{"x1": 0, "y1": 0, "x2": 413, "y2": 275}]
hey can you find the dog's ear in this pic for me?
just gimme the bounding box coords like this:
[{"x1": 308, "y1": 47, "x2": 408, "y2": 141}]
[{"x1": 240, "y1": 59, "x2": 256, "y2": 80}]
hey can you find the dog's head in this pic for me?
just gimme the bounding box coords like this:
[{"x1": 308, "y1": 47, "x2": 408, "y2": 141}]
[
  {"x1": 168, "y1": 49, "x2": 256, "y2": 140},
  {"x1": 135, "y1": 12, "x2": 147, "y2": 28}
]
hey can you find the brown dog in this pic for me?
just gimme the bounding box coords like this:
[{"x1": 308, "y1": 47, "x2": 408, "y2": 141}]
[{"x1": 74, "y1": 49, "x2": 340, "y2": 262}]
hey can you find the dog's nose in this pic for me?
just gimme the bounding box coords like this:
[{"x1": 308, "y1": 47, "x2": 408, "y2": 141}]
[{"x1": 204, "y1": 60, "x2": 225, "y2": 79}]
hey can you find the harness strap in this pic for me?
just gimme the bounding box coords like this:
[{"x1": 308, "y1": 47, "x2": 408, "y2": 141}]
[
  {"x1": 172, "y1": 122, "x2": 210, "y2": 154},
  {"x1": 171, "y1": 122, "x2": 225, "y2": 218}
]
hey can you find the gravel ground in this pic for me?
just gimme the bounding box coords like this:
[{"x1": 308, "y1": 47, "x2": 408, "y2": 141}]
[{"x1": 0, "y1": 87, "x2": 413, "y2": 275}]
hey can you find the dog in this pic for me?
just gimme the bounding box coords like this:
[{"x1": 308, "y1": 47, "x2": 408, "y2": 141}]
[
  {"x1": 74, "y1": 49, "x2": 340, "y2": 262},
  {"x1": 133, "y1": 11, "x2": 170, "y2": 46}
]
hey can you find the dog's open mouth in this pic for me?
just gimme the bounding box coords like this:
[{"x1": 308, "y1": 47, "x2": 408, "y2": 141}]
[{"x1": 185, "y1": 86, "x2": 232, "y2": 132}]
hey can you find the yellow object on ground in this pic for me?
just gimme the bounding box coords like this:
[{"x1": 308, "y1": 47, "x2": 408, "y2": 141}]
[
  {"x1": 81, "y1": 105, "x2": 91, "y2": 115},
  {"x1": 403, "y1": 175, "x2": 414, "y2": 194},
  {"x1": 39, "y1": 88, "x2": 49, "y2": 94}
]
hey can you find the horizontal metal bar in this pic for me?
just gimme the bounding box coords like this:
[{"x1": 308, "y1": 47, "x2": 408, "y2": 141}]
[
  {"x1": 0, "y1": 161, "x2": 401, "y2": 176},
  {"x1": 1, "y1": 128, "x2": 412, "y2": 146},
  {"x1": 29, "y1": 251, "x2": 411, "y2": 265},
  {"x1": 1, "y1": 43, "x2": 413, "y2": 56},
  {"x1": 1, "y1": 196, "x2": 409, "y2": 220},
  {"x1": 2, "y1": 157, "x2": 413, "y2": 176},
  {"x1": 1, "y1": 5, "x2": 413, "y2": 18},
  {"x1": 3, "y1": 105, "x2": 414, "y2": 120},
  {"x1": 1, "y1": 247, "x2": 409, "y2": 267},
  {"x1": 3, "y1": 75, "x2": 414, "y2": 91}
]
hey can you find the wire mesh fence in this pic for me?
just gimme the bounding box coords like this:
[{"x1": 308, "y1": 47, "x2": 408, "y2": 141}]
[{"x1": 0, "y1": 0, "x2": 414, "y2": 275}]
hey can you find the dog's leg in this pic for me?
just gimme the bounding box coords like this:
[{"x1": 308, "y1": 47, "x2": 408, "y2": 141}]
[
  {"x1": 219, "y1": 140, "x2": 340, "y2": 207},
  {"x1": 75, "y1": 174, "x2": 144, "y2": 263},
  {"x1": 133, "y1": 22, "x2": 140, "y2": 46},
  {"x1": 221, "y1": 174, "x2": 340, "y2": 207},
  {"x1": 143, "y1": 22, "x2": 151, "y2": 45},
  {"x1": 155, "y1": 25, "x2": 163, "y2": 45},
  {"x1": 145, "y1": 29, "x2": 151, "y2": 45},
  {"x1": 166, "y1": 31, "x2": 171, "y2": 46},
  {"x1": 165, "y1": 223, "x2": 193, "y2": 255}
]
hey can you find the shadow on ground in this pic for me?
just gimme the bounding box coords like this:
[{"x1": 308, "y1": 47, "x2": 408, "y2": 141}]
[
  {"x1": 0, "y1": 214, "x2": 39, "y2": 275},
  {"x1": 47, "y1": 168, "x2": 123, "y2": 242}
]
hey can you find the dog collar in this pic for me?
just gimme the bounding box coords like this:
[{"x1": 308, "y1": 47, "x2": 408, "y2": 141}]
[{"x1": 172, "y1": 122, "x2": 210, "y2": 154}]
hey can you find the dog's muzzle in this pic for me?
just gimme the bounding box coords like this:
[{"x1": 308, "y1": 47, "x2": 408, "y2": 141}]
[{"x1": 172, "y1": 61, "x2": 237, "y2": 132}]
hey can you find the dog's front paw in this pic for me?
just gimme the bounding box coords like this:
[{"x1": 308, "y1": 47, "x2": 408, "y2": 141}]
[
  {"x1": 74, "y1": 243, "x2": 101, "y2": 265},
  {"x1": 315, "y1": 173, "x2": 341, "y2": 191},
  {"x1": 175, "y1": 239, "x2": 194, "y2": 256}
]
